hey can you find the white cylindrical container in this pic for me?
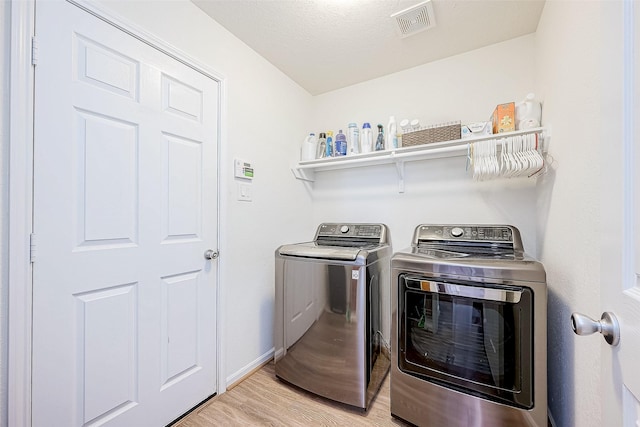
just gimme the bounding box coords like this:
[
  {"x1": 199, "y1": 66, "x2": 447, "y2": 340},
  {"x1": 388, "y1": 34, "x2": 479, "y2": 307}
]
[
  {"x1": 387, "y1": 116, "x2": 398, "y2": 149},
  {"x1": 347, "y1": 122, "x2": 359, "y2": 155},
  {"x1": 360, "y1": 123, "x2": 373, "y2": 153},
  {"x1": 300, "y1": 133, "x2": 318, "y2": 161}
]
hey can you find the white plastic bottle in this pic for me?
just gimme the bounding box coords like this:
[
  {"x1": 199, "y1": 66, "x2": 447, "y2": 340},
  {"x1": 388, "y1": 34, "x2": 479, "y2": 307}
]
[
  {"x1": 386, "y1": 116, "x2": 398, "y2": 149},
  {"x1": 515, "y1": 93, "x2": 542, "y2": 130},
  {"x1": 300, "y1": 133, "x2": 318, "y2": 161},
  {"x1": 347, "y1": 123, "x2": 359, "y2": 155},
  {"x1": 360, "y1": 123, "x2": 373, "y2": 153}
]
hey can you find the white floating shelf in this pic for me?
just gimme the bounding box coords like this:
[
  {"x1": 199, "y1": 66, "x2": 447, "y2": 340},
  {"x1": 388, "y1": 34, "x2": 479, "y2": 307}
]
[{"x1": 291, "y1": 127, "x2": 546, "y2": 192}]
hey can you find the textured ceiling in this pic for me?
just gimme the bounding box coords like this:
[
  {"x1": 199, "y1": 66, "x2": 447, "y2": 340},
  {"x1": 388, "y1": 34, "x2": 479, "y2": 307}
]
[{"x1": 193, "y1": 0, "x2": 545, "y2": 95}]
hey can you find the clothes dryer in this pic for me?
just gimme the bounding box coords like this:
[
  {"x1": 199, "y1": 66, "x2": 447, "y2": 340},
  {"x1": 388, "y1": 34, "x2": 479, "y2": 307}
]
[{"x1": 391, "y1": 224, "x2": 547, "y2": 427}]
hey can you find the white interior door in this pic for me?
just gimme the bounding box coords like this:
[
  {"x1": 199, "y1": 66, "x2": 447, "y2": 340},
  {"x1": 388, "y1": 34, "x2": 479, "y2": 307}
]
[
  {"x1": 600, "y1": 0, "x2": 640, "y2": 425},
  {"x1": 31, "y1": 1, "x2": 219, "y2": 426}
]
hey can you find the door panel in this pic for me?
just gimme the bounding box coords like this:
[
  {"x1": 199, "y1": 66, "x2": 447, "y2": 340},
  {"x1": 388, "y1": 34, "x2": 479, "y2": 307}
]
[
  {"x1": 75, "y1": 34, "x2": 140, "y2": 99},
  {"x1": 76, "y1": 110, "x2": 139, "y2": 247},
  {"x1": 32, "y1": 2, "x2": 219, "y2": 425},
  {"x1": 163, "y1": 134, "x2": 203, "y2": 241},
  {"x1": 161, "y1": 271, "x2": 201, "y2": 386},
  {"x1": 78, "y1": 284, "x2": 138, "y2": 424},
  {"x1": 162, "y1": 75, "x2": 203, "y2": 121}
]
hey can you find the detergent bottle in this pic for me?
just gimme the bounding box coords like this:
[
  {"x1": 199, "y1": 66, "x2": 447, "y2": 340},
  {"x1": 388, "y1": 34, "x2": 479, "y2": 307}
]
[
  {"x1": 300, "y1": 133, "x2": 318, "y2": 161},
  {"x1": 515, "y1": 93, "x2": 542, "y2": 130}
]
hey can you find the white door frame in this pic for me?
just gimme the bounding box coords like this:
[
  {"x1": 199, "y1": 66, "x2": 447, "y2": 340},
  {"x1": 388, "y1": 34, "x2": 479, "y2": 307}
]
[
  {"x1": 7, "y1": 1, "x2": 227, "y2": 425},
  {"x1": 8, "y1": 1, "x2": 36, "y2": 425}
]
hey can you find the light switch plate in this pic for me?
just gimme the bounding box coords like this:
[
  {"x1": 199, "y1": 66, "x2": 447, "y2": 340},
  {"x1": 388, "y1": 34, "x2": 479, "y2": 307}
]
[{"x1": 237, "y1": 182, "x2": 252, "y2": 202}]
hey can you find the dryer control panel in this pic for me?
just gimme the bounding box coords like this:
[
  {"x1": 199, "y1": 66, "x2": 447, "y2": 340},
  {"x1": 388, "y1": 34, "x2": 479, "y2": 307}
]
[{"x1": 413, "y1": 224, "x2": 523, "y2": 252}]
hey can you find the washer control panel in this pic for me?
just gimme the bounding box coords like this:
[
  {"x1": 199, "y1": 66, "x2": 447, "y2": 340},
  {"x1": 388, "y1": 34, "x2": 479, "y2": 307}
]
[
  {"x1": 317, "y1": 223, "x2": 386, "y2": 240},
  {"x1": 416, "y1": 225, "x2": 514, "y2": 242}
]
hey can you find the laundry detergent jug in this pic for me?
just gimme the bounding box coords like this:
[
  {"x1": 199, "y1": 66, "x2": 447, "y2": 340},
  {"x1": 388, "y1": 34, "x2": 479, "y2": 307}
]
[{"x1": 515, "y1": 93, "x2": 542, "y2": 130}]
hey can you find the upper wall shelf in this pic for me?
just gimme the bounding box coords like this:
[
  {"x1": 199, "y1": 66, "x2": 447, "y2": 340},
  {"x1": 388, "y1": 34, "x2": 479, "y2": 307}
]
[{"x1": 291, "y1": 127, "x2": 546, "y2": 192}]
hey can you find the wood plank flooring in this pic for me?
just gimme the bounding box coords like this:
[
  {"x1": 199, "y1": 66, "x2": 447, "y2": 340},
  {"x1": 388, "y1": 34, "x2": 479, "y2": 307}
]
[{"x1": 175, "y1": 362, "x2": 411, "y2": 426}]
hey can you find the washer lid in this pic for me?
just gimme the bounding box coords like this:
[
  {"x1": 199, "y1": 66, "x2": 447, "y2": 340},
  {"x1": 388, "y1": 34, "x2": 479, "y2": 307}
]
[
  {"x1": 278, "y1": 223, "x2": 389, "y2": 261},
  {"x1": 278, "y1": 241, "x2": 373, "y2": 261}
]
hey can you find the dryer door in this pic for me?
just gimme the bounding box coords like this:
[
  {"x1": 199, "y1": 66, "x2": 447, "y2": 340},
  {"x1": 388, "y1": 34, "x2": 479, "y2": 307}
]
[{"x1": 398, "y1": 275, "x2": 534, "y2": 409}]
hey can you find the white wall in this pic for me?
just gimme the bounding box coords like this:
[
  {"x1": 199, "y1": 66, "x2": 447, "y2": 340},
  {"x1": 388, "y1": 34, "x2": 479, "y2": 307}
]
[
  {"x1": 0, "y1": 1, "x2": 10, "y2": 424},
  {"x1": 535, "y1": 2, "x2": 604, "y2": 426},
  {"x1": 311, "y1": 35, "x2": 540, "y2": 254}
]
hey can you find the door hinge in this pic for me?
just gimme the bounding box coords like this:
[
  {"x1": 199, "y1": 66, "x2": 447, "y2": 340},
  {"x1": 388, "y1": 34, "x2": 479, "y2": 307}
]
[
  {"x1": 30, "y1": 233, "x2": 36, "y2": 263},
  {"x1": 31, "y1": 36, "x2": 38, "y2": 66}
]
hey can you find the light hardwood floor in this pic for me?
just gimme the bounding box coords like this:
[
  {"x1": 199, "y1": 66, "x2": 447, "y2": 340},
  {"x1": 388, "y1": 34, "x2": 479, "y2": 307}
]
[{"x1": 175, "y1": 363, "x2": 411, "y2": 426}]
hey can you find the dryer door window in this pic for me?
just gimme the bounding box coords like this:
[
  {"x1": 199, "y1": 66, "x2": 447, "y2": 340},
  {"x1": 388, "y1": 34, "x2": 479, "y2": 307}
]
[{"x1": 398, "y1": 274, "x2": 534, "y2": 409}]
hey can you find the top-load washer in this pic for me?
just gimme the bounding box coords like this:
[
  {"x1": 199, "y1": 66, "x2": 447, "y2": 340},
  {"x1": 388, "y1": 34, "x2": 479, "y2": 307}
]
[
  {"x1": 390, "y1": 224, "x2": 547, "y2": 427},
  {"x1": 274, "y1": 223, "x2": 391, "y2": 410}
]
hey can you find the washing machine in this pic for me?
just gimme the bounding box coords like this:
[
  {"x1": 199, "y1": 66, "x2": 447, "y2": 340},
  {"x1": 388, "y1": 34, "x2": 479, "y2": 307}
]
[
  {"x1": 274, "y1": 223, "x2": 391, "y2": 410},
  {"x1": 390, "y1": 224, "x2": 547, "y2": 427}
]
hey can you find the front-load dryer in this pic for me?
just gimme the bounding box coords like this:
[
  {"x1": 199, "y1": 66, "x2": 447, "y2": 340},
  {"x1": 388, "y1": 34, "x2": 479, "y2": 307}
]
[{"x1": 390, "y1": 224, "x2": 547, "y2": 427}]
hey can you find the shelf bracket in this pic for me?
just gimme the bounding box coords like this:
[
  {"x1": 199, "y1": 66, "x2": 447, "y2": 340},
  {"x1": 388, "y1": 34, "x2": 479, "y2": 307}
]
[
  {"x1": 291, "y1": 167, "x2": 315, "y2": 182},
  {"x1": 395, "y1": 161, "x2": 405, "y2": 193}
]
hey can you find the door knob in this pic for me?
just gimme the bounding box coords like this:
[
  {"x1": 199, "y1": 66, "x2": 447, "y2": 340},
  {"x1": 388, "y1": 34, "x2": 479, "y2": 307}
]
[
  {"x1": 204, "y1": 249, "x2": 219, "y2": 260},
  {"x1": 571, "y1": 311, "x2": 620, "y2": 346}
]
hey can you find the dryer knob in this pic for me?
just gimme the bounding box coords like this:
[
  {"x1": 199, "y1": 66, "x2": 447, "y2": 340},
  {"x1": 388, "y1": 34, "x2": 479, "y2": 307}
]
[
  {"x1": 451, "y1": 227, "x2": 464, "y2": 237},
  {"x1": 340, "y1": 225, "x2": 350, "y2": 234}
]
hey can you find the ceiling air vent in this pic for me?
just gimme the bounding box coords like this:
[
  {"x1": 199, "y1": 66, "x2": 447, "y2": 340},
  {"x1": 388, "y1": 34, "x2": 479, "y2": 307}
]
[{"x1": 391, "y1": 0, "x2": 436, "y2": 38}]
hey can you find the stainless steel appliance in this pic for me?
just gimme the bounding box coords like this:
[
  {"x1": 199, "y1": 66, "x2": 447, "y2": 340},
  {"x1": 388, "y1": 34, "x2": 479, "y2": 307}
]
[
  {"x1": 390, "y1": 224, "x2": 547, "y2": 427},
  {"x1": 274, "y1": 223, "x2": 391, "y2": 410}
]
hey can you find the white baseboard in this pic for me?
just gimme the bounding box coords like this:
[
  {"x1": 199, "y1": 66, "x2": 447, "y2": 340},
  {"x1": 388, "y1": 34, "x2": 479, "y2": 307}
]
[
  {"x1": 274, "y1": 347, "x2": 284, "y2": 361},
  {"x1": 225, "y1": 348, "x2": 274, "y2": 389}
]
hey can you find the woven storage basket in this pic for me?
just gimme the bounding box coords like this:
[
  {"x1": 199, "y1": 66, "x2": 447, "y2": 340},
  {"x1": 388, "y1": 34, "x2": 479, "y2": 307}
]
[{"x1": 402, "y1": 121, "x2": 462, "y2": 146}]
